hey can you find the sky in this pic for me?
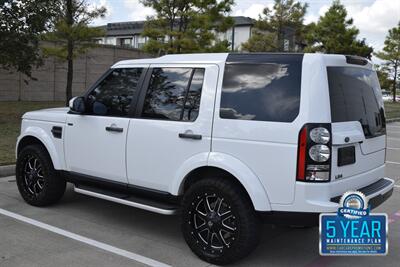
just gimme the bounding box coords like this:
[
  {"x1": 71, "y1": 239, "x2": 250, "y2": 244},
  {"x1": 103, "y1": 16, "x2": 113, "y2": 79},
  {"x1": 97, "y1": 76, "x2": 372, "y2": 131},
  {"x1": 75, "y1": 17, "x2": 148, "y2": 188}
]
[{"x1": 88, "y1": 0, "x2": 400, "y2": 62}]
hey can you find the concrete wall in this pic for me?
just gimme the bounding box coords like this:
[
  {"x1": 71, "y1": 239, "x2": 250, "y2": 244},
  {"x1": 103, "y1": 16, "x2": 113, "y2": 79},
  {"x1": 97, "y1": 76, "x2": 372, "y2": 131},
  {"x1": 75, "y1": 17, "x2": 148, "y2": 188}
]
[{"x1": 0, "y1": 44, "x2": 151, "y2": 101}]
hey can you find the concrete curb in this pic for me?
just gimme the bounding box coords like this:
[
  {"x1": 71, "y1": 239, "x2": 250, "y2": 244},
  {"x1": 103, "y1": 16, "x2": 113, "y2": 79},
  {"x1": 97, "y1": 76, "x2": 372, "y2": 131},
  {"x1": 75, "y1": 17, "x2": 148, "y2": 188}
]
[
  {"x1": 0, "y1": 165, "x2": 15, "y2": 178},
  {"x1": 387, "y1": 118, "x2": 400, "y2": 123}
]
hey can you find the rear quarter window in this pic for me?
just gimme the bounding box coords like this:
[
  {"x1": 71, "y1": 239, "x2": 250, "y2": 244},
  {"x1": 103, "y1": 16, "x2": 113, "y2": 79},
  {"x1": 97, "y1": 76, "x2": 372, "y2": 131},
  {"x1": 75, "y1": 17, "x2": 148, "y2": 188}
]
[{"x1": 220, "y1": 54, "x2": 303, "y2": 122}]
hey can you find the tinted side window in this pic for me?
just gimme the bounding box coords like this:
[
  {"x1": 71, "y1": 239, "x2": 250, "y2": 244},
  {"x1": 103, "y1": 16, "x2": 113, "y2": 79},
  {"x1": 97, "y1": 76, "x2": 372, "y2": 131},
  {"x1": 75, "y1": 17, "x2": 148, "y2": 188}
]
[
  {"x1": 220, "y1": 57, "x2": 302, "y2": 122},
  {"x1": 87, "y1": 68, "x2": 143, "y2": 116},
  {"x1": 183, "y1": 69, "x2": 204, "y2": 121},
  {"x1": 142, "y1": 68, "x2": 204, "y2": 121}
]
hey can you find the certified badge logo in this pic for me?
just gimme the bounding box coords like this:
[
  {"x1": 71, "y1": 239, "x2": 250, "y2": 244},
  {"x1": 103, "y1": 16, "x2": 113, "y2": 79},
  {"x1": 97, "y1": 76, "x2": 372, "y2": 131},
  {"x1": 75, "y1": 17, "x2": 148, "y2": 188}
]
[
  {"x1": 319, "y1": 191, "x2": 388, "y2": 256},
  {"x1": 338, "y1": 191, "x2": 369, "y2": 219}
]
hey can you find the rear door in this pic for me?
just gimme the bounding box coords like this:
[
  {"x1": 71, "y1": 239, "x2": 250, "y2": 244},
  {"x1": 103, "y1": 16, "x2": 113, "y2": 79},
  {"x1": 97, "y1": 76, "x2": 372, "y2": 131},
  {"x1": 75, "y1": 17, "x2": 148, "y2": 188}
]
[
  {"x1": 126, "y1": 64, "x2": 218, "y2": 192},
  {"x1": 328, "y1": 66, "x2": 386, "y2": 181}
]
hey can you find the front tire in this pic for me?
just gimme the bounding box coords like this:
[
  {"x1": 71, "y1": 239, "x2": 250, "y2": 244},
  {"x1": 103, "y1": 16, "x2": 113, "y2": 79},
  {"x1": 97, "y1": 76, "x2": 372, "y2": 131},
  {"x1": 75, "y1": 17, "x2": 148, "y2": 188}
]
[
  {"x1": 16, "y1": 144, "x2": 66, "y2": 206},
  {"x1": 181, "y1": 177, "x2": 260, "y2": 265}
]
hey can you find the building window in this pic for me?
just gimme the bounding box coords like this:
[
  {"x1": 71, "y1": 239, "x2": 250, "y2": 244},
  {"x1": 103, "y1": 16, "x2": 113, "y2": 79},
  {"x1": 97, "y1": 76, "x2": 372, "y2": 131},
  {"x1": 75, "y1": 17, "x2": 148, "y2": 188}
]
[
  {"x1": 106, "y1": 38, "x2": 114, "y2": 45},
  {"x1": 132, "y1": 35, "x2": 138, "y2": 48},
  {"x1": 119, "y1": 38, "x2": 132, "y2": 47}
]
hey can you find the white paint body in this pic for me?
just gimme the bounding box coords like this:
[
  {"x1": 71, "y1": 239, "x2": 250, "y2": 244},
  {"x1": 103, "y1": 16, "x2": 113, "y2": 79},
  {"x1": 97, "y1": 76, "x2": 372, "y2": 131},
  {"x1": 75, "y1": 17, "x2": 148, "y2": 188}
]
[{"x1": 17, "y1": 53, "x2": 394, "y2": 213}]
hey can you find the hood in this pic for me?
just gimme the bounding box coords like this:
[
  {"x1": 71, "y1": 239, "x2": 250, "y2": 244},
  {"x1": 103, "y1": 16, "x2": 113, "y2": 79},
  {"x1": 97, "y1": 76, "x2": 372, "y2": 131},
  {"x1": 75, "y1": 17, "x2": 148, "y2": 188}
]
[{"x1": 22, "y1": 107, "x2": 69, "y2": 123}]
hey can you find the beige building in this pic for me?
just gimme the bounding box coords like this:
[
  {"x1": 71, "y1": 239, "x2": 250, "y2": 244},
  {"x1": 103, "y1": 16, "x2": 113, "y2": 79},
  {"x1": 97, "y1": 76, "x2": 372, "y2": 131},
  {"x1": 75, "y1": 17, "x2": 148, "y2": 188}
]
[{"x1": 95, "y1": 16, "x2": 254, "y2": 51}]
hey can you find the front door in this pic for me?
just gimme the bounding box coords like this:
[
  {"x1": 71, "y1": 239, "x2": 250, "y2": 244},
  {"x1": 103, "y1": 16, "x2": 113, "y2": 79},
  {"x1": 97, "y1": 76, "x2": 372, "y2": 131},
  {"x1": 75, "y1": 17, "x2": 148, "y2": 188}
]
[
  {"x1": 64, "y1": 67, "x2": 146, "y2": 183},
  {"x1": 126, "y1": 65, "x2": 217, "y2": 192}
]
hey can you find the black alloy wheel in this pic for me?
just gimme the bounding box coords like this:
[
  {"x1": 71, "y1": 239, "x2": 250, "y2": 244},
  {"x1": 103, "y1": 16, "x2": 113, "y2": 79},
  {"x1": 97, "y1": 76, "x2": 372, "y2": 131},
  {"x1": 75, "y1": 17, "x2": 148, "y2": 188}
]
[
  {"x1": 182, "y1": 176, "x2": 260, "y2": 265},
  {"x1": 189, "y1": 193, "x2": 238, "y2": 255},
  {"x1": 16, "y1": 144, "x2": 66, "y2": 206},
  {"x1": 22, "y1": 155, "x2": 45, "y2": 196}
]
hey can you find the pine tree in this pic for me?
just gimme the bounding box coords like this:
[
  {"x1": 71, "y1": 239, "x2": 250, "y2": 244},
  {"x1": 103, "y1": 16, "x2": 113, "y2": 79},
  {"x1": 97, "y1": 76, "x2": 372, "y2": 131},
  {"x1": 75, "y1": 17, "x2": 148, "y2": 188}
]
[
  {"x1": 305, "y1": 0, "x2": 373, "y2": 58},
  {"x1": 242, "y1": 0, "x2": 308, "y2": 52},
  {"x1": 375, "y1": 22, "x2": 400, "y2": 102},
  {"x1": 375, "y1": 65, "x2": 393, "y2": 92},
  {"x1": 140, "y1": 0, "x2": 234, "y2": 55},
  {"x1": 43, "y1": 0, "x2": 106, "y2": 105}
]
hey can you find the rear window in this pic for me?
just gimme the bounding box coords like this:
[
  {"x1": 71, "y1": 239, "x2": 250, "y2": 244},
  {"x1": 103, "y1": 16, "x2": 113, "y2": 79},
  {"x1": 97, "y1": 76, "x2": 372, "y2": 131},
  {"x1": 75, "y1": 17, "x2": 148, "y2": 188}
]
[
  {"x1": 327, "y1": 67, "x2": 386, "y2": 138},
  {"x1": 220, "y1": 54, "x2": 303, "y2": 122}
]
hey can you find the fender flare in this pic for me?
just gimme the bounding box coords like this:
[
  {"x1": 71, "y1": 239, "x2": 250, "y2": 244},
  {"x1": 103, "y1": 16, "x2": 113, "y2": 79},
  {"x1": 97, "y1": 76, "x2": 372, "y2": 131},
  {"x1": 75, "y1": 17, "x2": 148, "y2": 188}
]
[
  {"x1": 169, "y1": 152, "x2": 209, "y2": 195},
  {"x1": 170, "y1": 152, "x2": 271, "y2": 211},
  {"x1": 207, "y1": 152, "x2": 271, "y2": 211},
  {"x1": 17, "y1": 126, "x2": 63, "y2": 170}
]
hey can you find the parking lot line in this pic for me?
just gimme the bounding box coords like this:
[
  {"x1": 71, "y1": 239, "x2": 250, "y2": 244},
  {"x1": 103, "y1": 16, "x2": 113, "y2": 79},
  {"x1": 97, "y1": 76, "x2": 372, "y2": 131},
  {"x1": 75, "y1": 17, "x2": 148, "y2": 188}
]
[
  {"x1": 388, "y1": 147, "x2": 400, "y2": 150},
  {"x1": 0, "y1": 208, "x2": 171, "y2": 267},
  {"x1": 386, "y1": 161, "x2": 400, "y2": 165}
]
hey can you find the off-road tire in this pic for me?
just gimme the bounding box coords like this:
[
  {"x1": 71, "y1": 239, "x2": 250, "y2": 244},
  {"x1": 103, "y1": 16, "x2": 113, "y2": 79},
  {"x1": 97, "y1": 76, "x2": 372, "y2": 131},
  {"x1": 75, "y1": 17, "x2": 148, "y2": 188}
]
[
  {"x1": 16, "y1": 144, "x2": 66, "y2": 206},
  {"x1": 181, "y1": 176, "x2": 260, "y2": 265}
]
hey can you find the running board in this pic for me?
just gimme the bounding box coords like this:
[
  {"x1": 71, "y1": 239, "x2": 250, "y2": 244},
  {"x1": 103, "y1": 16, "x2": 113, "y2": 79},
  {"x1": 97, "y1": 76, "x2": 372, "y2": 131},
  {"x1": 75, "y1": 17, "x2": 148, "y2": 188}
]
[{"x1": 74, "y1": 186, "x2": 179, "y2": 215}]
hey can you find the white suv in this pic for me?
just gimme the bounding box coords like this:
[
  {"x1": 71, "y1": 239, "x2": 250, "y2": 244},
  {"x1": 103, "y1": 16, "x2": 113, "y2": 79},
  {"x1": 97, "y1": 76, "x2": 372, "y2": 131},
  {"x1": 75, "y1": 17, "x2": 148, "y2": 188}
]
[{"x1": 16, "y1": 53, "x2": 394, "y2": 264}]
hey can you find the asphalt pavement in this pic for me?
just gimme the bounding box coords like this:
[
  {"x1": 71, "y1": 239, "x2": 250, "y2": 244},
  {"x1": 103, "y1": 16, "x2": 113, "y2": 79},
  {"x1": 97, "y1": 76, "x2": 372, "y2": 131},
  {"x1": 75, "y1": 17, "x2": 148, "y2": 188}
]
[{"x1": 1, "y1": 123, "x2": 400, "y2": 267}]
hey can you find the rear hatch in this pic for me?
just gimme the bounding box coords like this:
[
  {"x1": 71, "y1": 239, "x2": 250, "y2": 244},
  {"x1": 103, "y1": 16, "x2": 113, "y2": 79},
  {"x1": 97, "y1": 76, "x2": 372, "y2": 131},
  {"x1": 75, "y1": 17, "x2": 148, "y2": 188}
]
[{"x1": 328, "y1": 66, "x2": 386, "y2": 181}]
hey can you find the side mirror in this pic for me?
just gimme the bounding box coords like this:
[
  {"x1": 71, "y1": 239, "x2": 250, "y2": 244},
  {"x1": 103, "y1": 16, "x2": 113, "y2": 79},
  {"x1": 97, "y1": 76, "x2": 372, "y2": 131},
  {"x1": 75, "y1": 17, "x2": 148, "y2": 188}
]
[{"x1": 69, "y1": 96, "x2": 86, "y2": 114}]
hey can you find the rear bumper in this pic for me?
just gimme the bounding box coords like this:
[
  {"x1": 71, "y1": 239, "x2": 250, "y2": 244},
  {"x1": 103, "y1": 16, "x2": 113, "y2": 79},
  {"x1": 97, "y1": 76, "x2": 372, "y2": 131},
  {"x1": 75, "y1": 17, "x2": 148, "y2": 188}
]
[
  {"x1": 330, "y1": 178, "x2": 394, "y2": 209},
  {"x1": 271, "y1": 165, "x2": 394, "y2": 213},
  {"x1": 258, "y1": 181, "x2": 393, "y2": 226}
]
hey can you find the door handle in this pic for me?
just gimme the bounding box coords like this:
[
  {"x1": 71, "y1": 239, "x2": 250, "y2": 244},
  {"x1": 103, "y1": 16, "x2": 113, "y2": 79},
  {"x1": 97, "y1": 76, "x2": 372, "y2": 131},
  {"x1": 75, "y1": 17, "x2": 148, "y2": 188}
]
[
  {"x1": 106, "y1": 126, "x2": 123, "y2": 133},
  {"x1": 179, "y1": 133, "x2": 202, "y2": 140}
]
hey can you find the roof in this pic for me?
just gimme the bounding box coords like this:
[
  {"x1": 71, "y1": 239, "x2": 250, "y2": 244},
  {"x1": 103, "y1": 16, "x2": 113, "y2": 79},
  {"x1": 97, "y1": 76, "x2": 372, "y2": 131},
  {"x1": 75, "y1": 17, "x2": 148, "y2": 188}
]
[
  {"x1": 105, "y1": 21, "x2": 145, "y2": 36},
  {"x1": 112, "y1": 53, "x2": 373, "y2": 69},
  {"x1": 103, "y1": 16, "x2": 254, "y2": 37},
  {"x1": 232, "y1": 16, "x2": 254, "y2": 26},
  {"x1": 112, "y1": 53, "x2": 229, "y2": 67},
  {"x1": 226, "y1": 53, "x2": 304, "y2": 64}
]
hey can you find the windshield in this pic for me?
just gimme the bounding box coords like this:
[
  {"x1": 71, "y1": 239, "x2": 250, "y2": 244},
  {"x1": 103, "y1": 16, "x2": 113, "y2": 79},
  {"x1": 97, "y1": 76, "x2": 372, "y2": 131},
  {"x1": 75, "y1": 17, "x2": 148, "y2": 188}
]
[{"x1": 327, "y1": 67, "x2": 386, "y2": 138}]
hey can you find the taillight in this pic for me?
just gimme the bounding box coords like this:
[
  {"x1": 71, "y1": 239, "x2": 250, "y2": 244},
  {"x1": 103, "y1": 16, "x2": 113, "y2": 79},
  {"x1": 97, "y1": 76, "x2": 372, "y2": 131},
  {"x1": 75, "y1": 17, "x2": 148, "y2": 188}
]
[
  {"x1": 296, "y1": 124, "x2": 332, "y2": 182},
  {"x1": 296, "y1": 127, "x2": 307, "y2": 180}
]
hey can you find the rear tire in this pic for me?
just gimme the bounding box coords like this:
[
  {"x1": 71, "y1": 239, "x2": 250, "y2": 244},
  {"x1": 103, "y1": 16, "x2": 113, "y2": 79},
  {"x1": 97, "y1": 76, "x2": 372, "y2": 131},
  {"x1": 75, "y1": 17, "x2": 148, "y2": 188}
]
[
  {"x1": 16, "y1": 144, "x2": 66, "y2": 206},
  {"x1": 181, "y1": 176, "x2": 260, "y2": 265}
]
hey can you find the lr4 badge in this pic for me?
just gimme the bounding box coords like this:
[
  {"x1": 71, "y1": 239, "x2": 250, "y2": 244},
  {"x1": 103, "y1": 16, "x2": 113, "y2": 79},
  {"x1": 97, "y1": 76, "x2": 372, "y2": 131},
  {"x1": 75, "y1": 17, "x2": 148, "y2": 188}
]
[{"x1": 320, "y1": 191, "x2": 388, "y2": 255}]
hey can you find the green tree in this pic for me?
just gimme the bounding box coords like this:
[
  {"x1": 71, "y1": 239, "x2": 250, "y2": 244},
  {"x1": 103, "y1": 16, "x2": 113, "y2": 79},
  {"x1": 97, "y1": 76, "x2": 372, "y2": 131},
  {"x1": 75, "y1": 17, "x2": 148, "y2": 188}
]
[
  {"x1": 242, "y1": 32, "x2": 277, "y2": 52},
  {"x1": 43, "y1": 0, "x2": 106, "y2": 105},
  {"x1": 140, "y1": 0, "x2": 234, "y2": 55},
  {"x1": 0, "y1": 0, "x2": 58, "y2": 78},
  {"x1": 375, "y1": 22, "x2": 400, "y2": 102},
  {"x1": 305, "y1": 0, "x2": 373, "y2": 58},
  {"x1": 375, "y1": 64, "x2": 392, "y2": 91},
  {"x1": 242, "y1": 0, "x2": 308, "y2": 52}
]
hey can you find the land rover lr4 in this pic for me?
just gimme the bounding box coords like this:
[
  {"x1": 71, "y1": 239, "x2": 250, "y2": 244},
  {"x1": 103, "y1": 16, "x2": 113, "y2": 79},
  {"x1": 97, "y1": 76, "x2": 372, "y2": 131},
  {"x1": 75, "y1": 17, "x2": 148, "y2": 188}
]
[{"x1": 16, "y1": 53, "x2": 394, "y2": 264}]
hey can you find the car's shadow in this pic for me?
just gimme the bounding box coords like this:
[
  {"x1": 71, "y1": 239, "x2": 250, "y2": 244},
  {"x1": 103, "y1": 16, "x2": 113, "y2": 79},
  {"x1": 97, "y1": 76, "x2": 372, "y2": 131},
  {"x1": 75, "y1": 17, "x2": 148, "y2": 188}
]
[{"x1": 53, "y1": 185, "x2": 321, "y2": 267}]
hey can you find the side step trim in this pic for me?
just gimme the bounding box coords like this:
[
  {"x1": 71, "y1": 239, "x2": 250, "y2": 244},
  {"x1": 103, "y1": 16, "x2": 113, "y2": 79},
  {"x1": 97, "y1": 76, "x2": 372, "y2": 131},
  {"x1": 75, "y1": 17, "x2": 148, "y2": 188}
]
[{"x1": 74, "y1": 187, "x2": 178, "y2": 215}]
